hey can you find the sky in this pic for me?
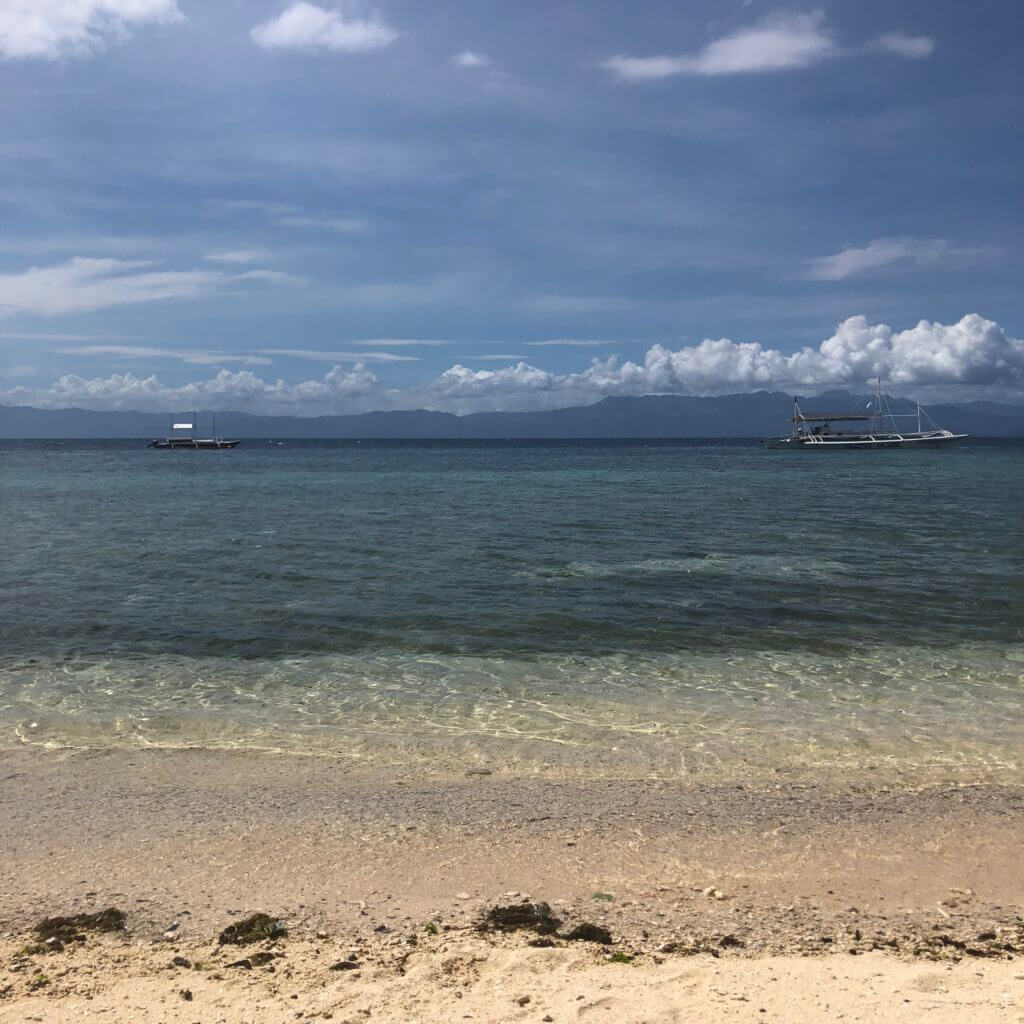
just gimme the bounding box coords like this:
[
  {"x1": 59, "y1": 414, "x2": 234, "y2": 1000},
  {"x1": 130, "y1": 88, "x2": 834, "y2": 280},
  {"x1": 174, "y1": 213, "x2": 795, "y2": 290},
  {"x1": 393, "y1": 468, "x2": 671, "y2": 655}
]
[{"x1": 0, "y1": 0, "x2": 1022, "y2": 415}]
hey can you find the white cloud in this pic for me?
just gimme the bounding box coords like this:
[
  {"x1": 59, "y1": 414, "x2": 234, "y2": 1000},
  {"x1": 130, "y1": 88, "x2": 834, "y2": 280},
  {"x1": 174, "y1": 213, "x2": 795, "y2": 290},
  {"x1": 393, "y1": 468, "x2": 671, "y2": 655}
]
[
  {"x1": 251, "y1": 2, "x2": 397, "y2": 53},
  {"x1": 430, "y1": 362, "x2": 561, "y2": 399},
  {"x1": 577, "y1": 315, "x2": 1024, "y2": 395},
  {"x1": 0, "y1": 331, "x2": 140, "y2": 342},
  {"x1": 452, "y1": 50, "x2": 488, "y2": 68},
  {"x1": 0, "y1": 258, "x2": 217, "y2": 315},
  {"x1": 7, "y1": 315, "x2": 1022, "y2": 415},
  {"x1": 351, "y1": 338, "x2": 453, "y2": 347},
  {"x1": 603, "y1": 12, "x2": 934, "y2": 81},
  {"x1": 526, "y1": 339, "x2": 618, "y2": 348},
  {"x1": 873, "y1": 32, "x2": 934, "y2": 59},
  {"x1": 233, "y1": 269, "x2": 304, "y2": 284},
  {"x1": 333, "y1": 276, "x2": 468, "y2": 309},
  {"x1": 601, "y1": 56, "x2": 688, "y2": 82},
  {"x1": 206, "y1": 250, "x2": 267, "y2": 264},
  {"x1": 421, "y1": 314, "x2": 1024, "y2": 410},
  {"x1": 468, "y1": 354, "x2": 529, "y2": 361},
  {"x1": 0, "y1": 0, "x2": 183, "y2": 61},
  {"x1": 277, "y1": 215, "x2": 369, "y2": 233},
  {"x1": 57, "y1": 344, "x2": 272, "y2": 366},
  {"x1": 4, "y1": 365, "x2": 383, "y2": 414},
  {"x1": 528, "y1": 294, "x2": 637, "y2": 314},
  {"x1": 259, "y1": 348, "x2": 420, "y2": 363},
  {"x1": 806, "y1": 238, "x2": 988, "y2": 281},
  {"x1": 213, "y1": 200, "x2": 370, "y2": 234},
  {"x1": 603, "y1": 12, "x2": 836, "y2": 80},
  {"x1": 0, "y1": 256, "x2": 299, "y2": 316},
  {"x1": 814, "y1": 315, "x2": 1024, "y2": 388}
]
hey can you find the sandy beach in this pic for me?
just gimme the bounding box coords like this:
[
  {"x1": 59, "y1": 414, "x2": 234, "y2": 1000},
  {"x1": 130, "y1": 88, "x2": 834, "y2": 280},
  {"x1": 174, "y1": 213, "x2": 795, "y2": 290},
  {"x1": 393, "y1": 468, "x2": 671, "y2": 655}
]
[{"x1": 3, "y1": 747, "x2": 1023, "y2": 1022}]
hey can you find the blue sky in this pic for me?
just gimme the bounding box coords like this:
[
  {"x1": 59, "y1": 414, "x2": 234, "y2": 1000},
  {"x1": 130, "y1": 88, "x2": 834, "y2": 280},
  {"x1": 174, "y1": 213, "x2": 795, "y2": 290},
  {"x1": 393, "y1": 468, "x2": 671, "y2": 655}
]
[{"x1": 0, "y1": 0, "x2": 1022, "y2": 414}]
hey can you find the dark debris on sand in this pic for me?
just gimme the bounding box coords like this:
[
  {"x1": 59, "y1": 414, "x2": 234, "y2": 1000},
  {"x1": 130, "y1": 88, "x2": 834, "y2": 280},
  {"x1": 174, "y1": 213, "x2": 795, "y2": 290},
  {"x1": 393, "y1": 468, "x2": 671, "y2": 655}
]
[
  {"x1": 34, "y1": 908, "x2": 126, "y2": 945},
  {"x1": 478, "y1": 903, "x2": 561, "y2": 936},
  {"x1": 218, "y1": 913, "x2": 287, "y2": 946},
  {"x1": 562, "y1": 923, "x2": 613, "y2": 945},
  {"x1": 478, "y1": 902, "x2": 614, "y2": 945}
]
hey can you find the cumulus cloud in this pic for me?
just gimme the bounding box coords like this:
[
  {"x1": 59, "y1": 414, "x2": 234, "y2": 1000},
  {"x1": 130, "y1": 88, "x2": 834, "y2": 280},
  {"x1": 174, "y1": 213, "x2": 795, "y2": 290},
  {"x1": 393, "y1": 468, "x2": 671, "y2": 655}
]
[
  {"x1": 428, "y1": 315, "x2": 1024, "y2": 410},
  {"x1": 431, "y1": 362, "x2": 561, "y2": 399},
  {"x1": 814, "y1": 315, "x2": 1024, "y2": 388},
  {"x1": 577, "y1": 315, "x2": 1024, "y2": 395},
  {"x1": 806, "y1": 238, "x2": 988, "y2": 281},
  {"x1": 0, "y1": 256, "x2": 294, "y2": 316},
  {"x1": 0, "y1": 0, "x2": 183, "y2": 61},
  {"x1": 6, "y1": 315, "x2": 1022, "y2": 415},
  {"x1": 3, "y1": 365, "x2": 383, "y2": 415},
  {"x1": 452, "y1": 50, "x2": 488, "y2": 68},
  {"x1": 251, "y1": 2, "x2": 397, "y2": 53},
  {"x1": 603, "y1": 11, "x2": 933, "y2": 81}
]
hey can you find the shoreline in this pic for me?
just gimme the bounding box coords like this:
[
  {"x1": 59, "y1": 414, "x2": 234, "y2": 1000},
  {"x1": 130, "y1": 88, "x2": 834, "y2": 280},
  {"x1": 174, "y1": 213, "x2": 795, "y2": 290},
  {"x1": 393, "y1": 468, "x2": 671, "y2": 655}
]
[
  {"x1": 4, "y1": 746, "x2": 1023, "y2": 1020},
  {"x1": 5, "y1": 722, "x2": 1023, "y2": 786},
  {"x1": 3, "y1": 746, "x2": 1023, "y2": 934}
]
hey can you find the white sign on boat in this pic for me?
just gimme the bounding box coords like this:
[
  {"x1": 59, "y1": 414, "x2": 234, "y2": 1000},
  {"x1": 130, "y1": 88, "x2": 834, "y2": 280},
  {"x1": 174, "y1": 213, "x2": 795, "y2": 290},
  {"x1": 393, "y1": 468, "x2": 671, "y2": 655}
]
[{"x1": 173, "y1": 422, "x2": 193, "y2": 429}]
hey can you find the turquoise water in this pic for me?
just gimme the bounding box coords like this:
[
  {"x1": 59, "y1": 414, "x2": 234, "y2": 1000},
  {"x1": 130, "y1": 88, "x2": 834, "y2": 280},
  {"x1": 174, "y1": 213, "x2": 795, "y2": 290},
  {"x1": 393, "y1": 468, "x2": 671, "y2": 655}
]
[{"x1": 1, "y1": 439, "x2": 1022, "y2": 773}]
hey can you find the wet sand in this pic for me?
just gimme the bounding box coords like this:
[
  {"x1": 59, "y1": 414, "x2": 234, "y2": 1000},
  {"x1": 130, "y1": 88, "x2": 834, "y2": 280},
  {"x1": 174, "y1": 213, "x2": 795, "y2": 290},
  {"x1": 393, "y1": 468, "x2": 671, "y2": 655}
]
[{"x1": 2, "y1": 747, "x2": 1023, "y2": 1021}]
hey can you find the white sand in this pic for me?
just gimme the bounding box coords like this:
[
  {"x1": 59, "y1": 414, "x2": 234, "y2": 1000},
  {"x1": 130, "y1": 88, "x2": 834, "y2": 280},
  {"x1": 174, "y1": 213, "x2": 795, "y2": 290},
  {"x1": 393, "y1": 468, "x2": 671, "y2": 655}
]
[{"x1": 2, "y1": 937, "x2": 1023, "y2": 1024}]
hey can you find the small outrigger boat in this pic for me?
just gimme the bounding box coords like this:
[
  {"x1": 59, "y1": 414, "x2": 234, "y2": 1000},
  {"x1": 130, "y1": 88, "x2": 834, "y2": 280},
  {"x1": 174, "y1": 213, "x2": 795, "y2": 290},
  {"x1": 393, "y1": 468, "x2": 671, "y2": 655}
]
[
  {"x1": 147, "y1": 412, "x2": 240, "y2": 450},
  {"x1": 763, "y1": 383, "x2": 968, "y2": 450}
]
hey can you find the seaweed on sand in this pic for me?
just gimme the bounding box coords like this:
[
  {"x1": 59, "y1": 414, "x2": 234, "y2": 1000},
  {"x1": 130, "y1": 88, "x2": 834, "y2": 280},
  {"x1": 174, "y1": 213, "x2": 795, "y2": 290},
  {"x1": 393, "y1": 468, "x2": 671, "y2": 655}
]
[
  {"x1": 218, "y1": 913, "x2": 287, "y2": 946},
  {"x1": 477, "y1": 902, "x2": 562, "y2": 936},
  {"x1": 562, "y1": 923, "x2": 613, "y2": 945},
  {"x1": 34, "y1": 908, "x2": 126, "y2": 943},
  {"x1": 478, "y1": 902, "x2": 616, "y2": 945}
]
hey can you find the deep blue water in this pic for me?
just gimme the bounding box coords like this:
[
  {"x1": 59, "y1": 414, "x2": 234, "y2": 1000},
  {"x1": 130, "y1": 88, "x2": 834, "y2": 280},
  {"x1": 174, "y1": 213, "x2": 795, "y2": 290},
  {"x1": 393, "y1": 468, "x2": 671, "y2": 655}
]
[{"x1": 1, "y1": 438, "x2": 1022, "y2": 770}]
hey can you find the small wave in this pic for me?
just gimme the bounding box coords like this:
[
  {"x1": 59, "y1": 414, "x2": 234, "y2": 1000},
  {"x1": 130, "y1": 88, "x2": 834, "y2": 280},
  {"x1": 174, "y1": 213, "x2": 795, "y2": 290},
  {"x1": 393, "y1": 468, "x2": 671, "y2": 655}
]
[{"x1": 528, "y1": 553, "x2": 847, "y2": 581}]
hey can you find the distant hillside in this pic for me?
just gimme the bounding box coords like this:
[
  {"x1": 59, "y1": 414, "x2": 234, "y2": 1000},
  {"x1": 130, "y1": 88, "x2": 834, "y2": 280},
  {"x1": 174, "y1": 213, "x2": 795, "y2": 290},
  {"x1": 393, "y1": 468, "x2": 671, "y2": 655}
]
[{"x1": 1, "y1": 391, "x2": 1023, "y2": 439}]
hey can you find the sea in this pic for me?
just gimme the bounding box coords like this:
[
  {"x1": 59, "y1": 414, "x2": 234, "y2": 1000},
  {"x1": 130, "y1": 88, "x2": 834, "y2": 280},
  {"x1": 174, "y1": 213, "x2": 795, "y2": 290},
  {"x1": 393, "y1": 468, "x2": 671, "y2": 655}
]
[{"x1": 2, "y1": 438, "x2": 1022, "y2": 777}]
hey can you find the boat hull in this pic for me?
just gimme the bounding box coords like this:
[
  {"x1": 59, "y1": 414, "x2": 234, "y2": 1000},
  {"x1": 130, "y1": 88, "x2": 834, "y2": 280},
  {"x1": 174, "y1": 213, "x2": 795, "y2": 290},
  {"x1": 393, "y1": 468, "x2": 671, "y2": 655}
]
[
  {"x1": 147, "y1": 439, "x2": 240, "y2": 449},
  {"x1": 763, "y1": 432, "x2": 968, "y2": 450}
]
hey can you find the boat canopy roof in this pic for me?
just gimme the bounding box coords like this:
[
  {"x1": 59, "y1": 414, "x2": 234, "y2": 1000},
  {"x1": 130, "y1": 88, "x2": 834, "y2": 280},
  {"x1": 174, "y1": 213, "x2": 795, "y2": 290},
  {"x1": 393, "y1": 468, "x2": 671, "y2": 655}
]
[{"x1": 790, "y1": 412, "x2": 873, "y2": 422}]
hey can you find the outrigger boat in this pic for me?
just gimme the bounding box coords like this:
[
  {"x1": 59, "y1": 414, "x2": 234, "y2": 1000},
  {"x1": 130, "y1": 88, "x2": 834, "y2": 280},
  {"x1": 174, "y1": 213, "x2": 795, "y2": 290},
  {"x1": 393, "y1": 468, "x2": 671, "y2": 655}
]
[
  {"x1": 147, "y1": 411, "x2": 240, "y2": 450},
  {"x1": 763, "y1": 383, "x2": 968, "y2": 450}
]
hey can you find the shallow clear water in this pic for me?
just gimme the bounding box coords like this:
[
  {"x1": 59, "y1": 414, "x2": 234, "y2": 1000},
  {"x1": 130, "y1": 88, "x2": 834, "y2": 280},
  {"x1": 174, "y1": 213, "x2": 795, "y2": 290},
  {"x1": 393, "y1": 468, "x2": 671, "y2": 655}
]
[{"x1": 1, "y1": 438, "x2": 1022, "y2": 772}]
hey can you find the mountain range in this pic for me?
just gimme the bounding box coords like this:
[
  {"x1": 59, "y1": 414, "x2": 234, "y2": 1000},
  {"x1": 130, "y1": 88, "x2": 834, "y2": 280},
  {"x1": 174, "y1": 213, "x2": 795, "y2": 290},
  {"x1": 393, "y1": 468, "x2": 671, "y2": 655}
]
[{"x1": 2, "y1": 390, "x2": 1023, "y2": 439}]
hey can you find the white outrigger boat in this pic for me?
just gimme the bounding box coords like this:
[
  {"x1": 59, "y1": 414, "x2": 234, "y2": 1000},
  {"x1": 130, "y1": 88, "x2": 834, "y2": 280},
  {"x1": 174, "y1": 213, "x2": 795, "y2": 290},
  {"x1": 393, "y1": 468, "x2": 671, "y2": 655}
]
[
  {"x1": 763, "y1": 383, "x2": 968, "y2": 450},
  {"x1": 147, "y1": 411, "x2": 240, "y2": 450}
]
